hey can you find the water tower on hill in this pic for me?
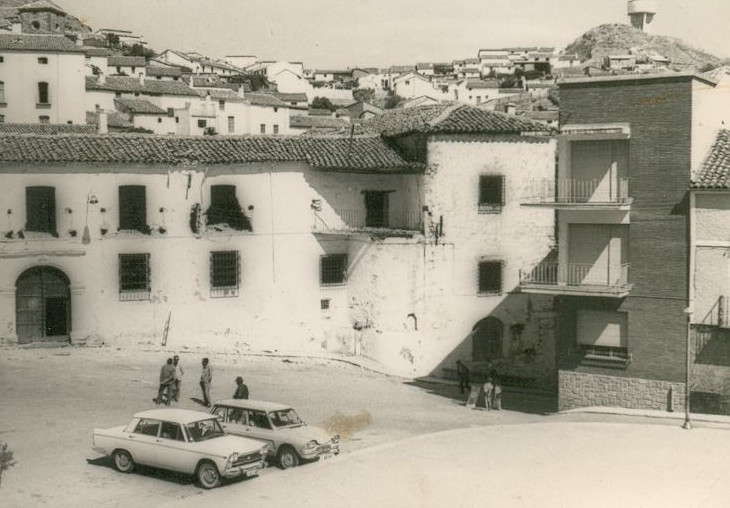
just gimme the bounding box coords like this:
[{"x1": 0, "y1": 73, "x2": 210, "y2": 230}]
[{"x1": 627, "y1": 0, "x2": 658, "y2": 33}]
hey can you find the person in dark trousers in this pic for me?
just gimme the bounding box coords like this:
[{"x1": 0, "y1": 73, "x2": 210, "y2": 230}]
[
  {"x1": 172, "y1": 355, "x2": 183, "y2": 402},
  {"x1": 233, "y1": 377, "x2": 249, "y2": 399},
  {"x1": 456, "y1": 360, "x2": 471, "y2": 394},
  {"x1": 492, "y1": 379, "x2": 503, "y2": 410},
  {"x1": 154, "y1": 358, "x2": 175, "y2": 405},
  {"x1": 200, "y1": 358, "x2": 212, "y2": 407}
]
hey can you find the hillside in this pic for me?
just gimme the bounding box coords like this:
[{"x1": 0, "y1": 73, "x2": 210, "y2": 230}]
[
  {"x1": 0, "y1": 0, "x2": 91, "y2": 33},
  {"x1": 564, "y1": 23, "x2": 727, "y2": 71}
]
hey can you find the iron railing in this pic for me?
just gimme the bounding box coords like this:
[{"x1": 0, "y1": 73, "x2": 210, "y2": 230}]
[
  {"x1": 526, "y1": 178, "x2": 630, "y2": 204},
  {"x1": 312, "y1": 208, "x2": 422, "y2": 233},
  {"x1": 520, "y1": 262, "x2": 630, "y2": 288}
]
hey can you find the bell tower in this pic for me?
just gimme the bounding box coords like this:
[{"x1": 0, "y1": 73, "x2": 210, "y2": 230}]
[{"x1": 627, "y1": 0, "x2": 658, "y2": 33}]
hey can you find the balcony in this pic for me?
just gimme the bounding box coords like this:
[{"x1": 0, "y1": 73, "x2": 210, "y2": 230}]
[
  {"x1": 312, "y1": 208, "x2": 423, "y2": 237},
  {"x1": 519, "y1": 262, "x2": 632, "y2": 297},
  {"x1": 522, "y1": 178, "x2": 632, "y2": 210}
]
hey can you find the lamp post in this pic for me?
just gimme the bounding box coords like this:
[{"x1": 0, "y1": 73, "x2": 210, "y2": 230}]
[{"x1": 683, "y1": 305, "x2": 693, "y2": 430}]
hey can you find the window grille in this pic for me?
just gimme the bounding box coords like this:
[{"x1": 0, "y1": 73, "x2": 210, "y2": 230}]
[
  {"x1": 320, "y1": 254, "x2": 348, "y2": 286},
  {"x1": 478, "y1": 175, "x2": 505, "y2": 214},
  {"x1": 118, "y1": 185, "x2": 147, "y2": 232},
  {"x1": 206, "y1": 185, "x2": 252, "y2": 231},
  {"x1": 210, "y1": 251, "x2": 240, "y2": 297},
  {"x1": 25, "y1": 186, "x2": 56, "y2": 233},
  {"x1": 197, "y1": 119, "x2": 207, "y2": 128},
  {"x1": 320, "y1": 299, "x2": 330, "y2": 310},
  {"x1": 119, "y1": 253, "x2": 151, "y2": 301},
  {"x1": 478, "y1": 260, "x2": 502, "y2": 295}
]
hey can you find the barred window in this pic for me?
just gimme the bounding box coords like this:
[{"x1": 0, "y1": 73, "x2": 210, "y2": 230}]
[
  {"x1": 210, "y1": 251, "x2": 240, "y2": 297},
  {"x1": 320, "y1": 254, "x2": 347, "y2": 286},
  {"x1": 478, "y1": 261, "x2": 502, "y2": 295},
  {"x1": 119, "y1": 185, "x2": 146, "y2": 231},
  {"x1": 26, "y1": 186, "x2": 56, "y2": 234},
  {"x1": 478, "y1": 175, "x2": 505, "y2": 214},
  {"x1": 119, "y1": 253, "x2": 151, "y2": 301}
]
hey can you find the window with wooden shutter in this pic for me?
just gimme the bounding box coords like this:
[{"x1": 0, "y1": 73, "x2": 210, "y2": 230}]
[
  {"x1": 37, "y1": 82, "x2": 49, "y2": 104},
  {"x1": 25, "y1": 186, "x2": 56, "y2": 234},
  {"x1": 478, "y1": 260, "x2": 502, "y2": 295},
  {"x1": 320, "y1": 254, "x2": 348, "y2": 286},
  {"x1": 119, "y1": 253, "x2": 151, "y2": 301},
  {"x1": 206, "y1": 185, "x2": 251, "y2": 231},
  {"x1": 210, "y1": 251, "x2": 240, "y2": 297},
  {"x1": 118, "y1": 185, "x2": 147, "y2": 232},
  {"x1": 478, "y1": 175, "x2": 505, "y2": 214}
]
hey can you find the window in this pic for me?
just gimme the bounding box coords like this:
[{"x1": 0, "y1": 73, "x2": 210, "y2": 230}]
[
  {"x1": 0, "y1": 81, "x2": 5, "y2": 103},
  {"x1": 206, "y1": 184, "x2": 252, "y2": 231},
  {"x1": 478, "y1": 175, "x2": 504, "y2": 213},
  {"x1": 157, "y1": 117, "x2": 162, "y2": 123},
  {"x1": 118, "y1": 185, "x2": 147, "y2": 232},
  {"x1": 134, "y1": 419, "x2": 160, "y2": 436},
  {"x1": 320, "y1": 299, "x2": 330, "y2": 310},
  {"x1": 38, "y1": 57, "x2": 48, "y2": 64},
  {"x1": 37, "y1": 82, "x2": 49, "y2": 104},
  {"x1": 25, "y1": 186, "x2": 56, "y2": 234},
  {"x1": 320, "y1": 254, "x2": 347, "y2": 286},
  {"x1": 210, "y1": 251, "x2": 240, "y2": 297},
  {"x1": 119, "y1": 253, "x2": 151, "y2": 301},
  {"x1": 227, "y1": 116, "x2": 235, "y2": 134},
  {"x1": 31, "y1": 21, "x2": 40, "y2": 30},
  {"x1": 0, "y1": 115, "x2": 4, "y2": 123},
  {"x1": 273, "y1": 124, "x2": 279, "y2": 134},
  {"x1": 0, "y1": 57, "x2": 4, "y2": 63},
  {"x1": 576, "y1": 310, "x2": 630, "y2": 366},
  {"x1": 38, "y1": 116, "x2": 49, "y2": 124},
  {"x1": 364, "y1": 191, "x2": 389, "y2": 227},
  {"x1": 478, "y1": 260, "x2": 502, "y2": 295},
  {"x1": 260, "y1": 124, "x2": 266, "y2": 134},
  {"x1": 219, "y1": 100, "x2": 225, "y2": 111},
  {"x1": 160, "y1": 421, "x2": 185, "y2": 441},
  {"x1": 167, "y1": 107, "x2": 174, "y2": 117},
  {"x1": 197, "y1": 119, "x2": 207, "y2": 128}
]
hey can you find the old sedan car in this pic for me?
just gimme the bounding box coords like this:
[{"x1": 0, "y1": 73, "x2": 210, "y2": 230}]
[
  {"x1": 210, "y1": 400, "x2": 340, "y2": 469},
  {"x1": 92, "y1": 408, "x2": 269, "y2": 488}
]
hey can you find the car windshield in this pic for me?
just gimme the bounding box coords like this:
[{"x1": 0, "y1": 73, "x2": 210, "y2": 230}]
[
  {"x1": 185, "y1": 418, "x2": 226, "y2": 442},
  {"x1": 268, "y1": 408, "x2": 303, "y2": 428}
]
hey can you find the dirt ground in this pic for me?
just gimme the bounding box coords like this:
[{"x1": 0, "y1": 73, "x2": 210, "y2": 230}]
[{"x1": 0, "y1": 345, "x2": 713, "y2": 507}]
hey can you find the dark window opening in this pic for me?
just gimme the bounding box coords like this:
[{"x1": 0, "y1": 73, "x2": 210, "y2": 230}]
[
  {"x1": 206, "y1": 185, "x2": 252, "y2": 231},
  {"x1": 118, "y1": 185, "x2": 147, "y2": 232},
  {"x1": 478, "y1": 175, "x2": 504, "y2": 214},
  {"x1": 38, "y1": 57, "x2": 48, "y2": 64},
  {"x1": 38, "y1": 116, "x2": 50, "y2": 124},
  {"x1": 273, "y1": 124, "x2": 279, "y2": 134},
  {"x1": 26, "y1": 186, "x2": 56, "y2": 234},
  {"x1": 364, "y1": 191, "x2": 389, "y2": 228},
  {"x1": 210, "y1": 251, "x2": 240, "y2": 297},
  {"x1": 478, "y1": 261, "x2": 502, "y2": 295},
  {"x1": 320, "y1": 254, "x2": 347, "y2": 286},
  {"x1": 197, "y1": 119, "x2": 207, "y2": 128},
  {"x1": 37, "y1": 82, "x2": 49, "y2": 104},
  {"x1": 119, "y1": 253, "x2": 151, "y2": 301},
  {"x1": 320, "y1": 299, "x2": 330, "y2": 310}
]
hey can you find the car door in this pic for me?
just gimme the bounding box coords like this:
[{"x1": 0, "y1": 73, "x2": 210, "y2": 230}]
[
  {"x1": 129, "y1": 418, "x2": 161, "y2": 466},
  {"x1": 154, "y1": 421, "x2": 195, "y2": 473},
  {"x1": 242, "y1": 409, "x2": 277, "y2": 449}
]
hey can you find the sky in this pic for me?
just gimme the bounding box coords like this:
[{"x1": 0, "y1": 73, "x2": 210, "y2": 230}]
[{"x1": 56, "y1": 0, "x2": 730, "y2": 68}]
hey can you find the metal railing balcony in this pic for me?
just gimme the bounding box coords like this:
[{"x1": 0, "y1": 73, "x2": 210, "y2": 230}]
[
  {"x1": 523, "y1": 178, "x2": 631, "y2": 207},
  {"x1": 519, "y1": 262, "x2": 632, "y2": 297},
  {"x1": 312, "y1": 208, "x2": 423, "y2": 234}
]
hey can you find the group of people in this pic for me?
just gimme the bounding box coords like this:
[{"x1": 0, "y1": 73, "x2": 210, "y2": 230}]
[
  {"x1": 154, "y1": 356, "x2": 249, "y2": 407},
  {"x1": 456, "y1": 360, "x2": 502, "y2": 411}
]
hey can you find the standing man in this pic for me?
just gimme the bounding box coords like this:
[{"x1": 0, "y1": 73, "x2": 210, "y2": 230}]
[
  {"x1": 456, "y1": 360, "x2": 471, "y2": 394},
  {"x1": 233, "y1": 377, "x2": 249, "y2": 399},
  {"x1": 172, "y1": 355, "x2": 183, "y2": 402},
  {"x1": 200, "y1": 358, "x2": 212, "y2": 407},
  {"x1": 155, "y1": 358, "x2": 175, "y2": 405}
]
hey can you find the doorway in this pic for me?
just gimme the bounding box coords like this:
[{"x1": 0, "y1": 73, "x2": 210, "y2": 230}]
[
  {"x1": 471, "y1": 317, "x2": 503, "y2": 362},
  {"x1": 15, "y1": 266, "x2": 71, "y2": 343},
  {"x1": 364, "y1": 191, "x2": 389, "y2": 228}
]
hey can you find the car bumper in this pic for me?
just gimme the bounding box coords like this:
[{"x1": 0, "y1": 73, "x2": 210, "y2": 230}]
[
  {"x1": 300, "y1": 443, "x2": 340, "y2": 461},
  {"x1": 222, "y1": 459, "x2": 266, "y2": 479}
]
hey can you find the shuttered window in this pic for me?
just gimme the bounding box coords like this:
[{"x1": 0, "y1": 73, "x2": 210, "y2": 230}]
[
  {"x1": 478, "y1": 175, "x2": 505, "y2": 214},
  {"x1": 119, "y1": 253, "x2": 151, "y2": 301},
  {"x1": 320, "y1": 254, "x2": 347, "y2": 286},
  {"x1": 25, "y1": 186, "x2": 56, "y2": 233},
  {"x1": 478, "y1": 261, "x2": 502, "y2": 295},
  {"x1": 119, "y1": 185, "x2": 147, "y2": 231},
  {"x1": 37, "y1": 82, "x2": 49, "y2": 104},
  {"x1": 210, "y1": 251, "x2": 240, "y2": 297}
]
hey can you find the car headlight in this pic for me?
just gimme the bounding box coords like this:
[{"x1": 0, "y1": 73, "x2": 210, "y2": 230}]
[
  {"x1": 332, "y1": 434, "x2": 340, "y2": 443},
  {"x1": 304, "y1": 440, "x2": 318, "y2": 450},
  {"x1": 261, "y1": 444, "x2": 272, "y2": 455},
  {"x1": 228, "y1": 452, "x2": 239, "y2": 465}
]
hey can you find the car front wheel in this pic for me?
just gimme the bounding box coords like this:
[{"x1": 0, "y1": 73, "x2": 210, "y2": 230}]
[
  {"x1": 112, "y1": 450, "x2": 134, "y2": 473},
  {"x1": 196, "y1": 461, "x2": 221, "y2": 489},
  {"x1": 277, "y1": 445, "x2": 300, "y2": 469}
]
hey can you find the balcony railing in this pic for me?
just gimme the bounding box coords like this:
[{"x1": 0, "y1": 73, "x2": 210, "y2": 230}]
[
  {"x1": 524, "y1": 178, "x2": 631, "y2": 206},
  {"x1": 312, "y1": 208, "x2": 423, "y2": 234},
  {"x1": 519, "y1": 262, "x2": 631, "y2": 296}
]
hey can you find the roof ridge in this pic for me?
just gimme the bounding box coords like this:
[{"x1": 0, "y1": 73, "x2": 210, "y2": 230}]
[{"x1": 428, "y1": 103, "x2": 466, "y2": 128}]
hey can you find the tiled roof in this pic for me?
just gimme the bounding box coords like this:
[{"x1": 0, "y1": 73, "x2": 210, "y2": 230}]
[
  {"x1": 290, "y1": 116, "x2": 350, "y2": 129},
  {"x1": 114, "y1": 98, "x2": 167, "y2": 115},
  {"x1": 0, "y1": 34, "x2": 86, "y2": 53},
  {"x1": 0, "y1": 134, "x2": 423, "y2": 172},
  {"x1": 197, "y1": 88, "x2": 244, "y2": 102},
  {"x1": 362, "y1": 104, "x2": 553, "y2": 137},
  {"x1": 18, "y1": 0, "x2": 66, "y2": 14},
  {"x1": 702, "y1": 66, "x2": 730, "y2": 84},
  {"x1": 465, "y1": 80, "x2": 500, "y2": 89},
  {"x1": 275, "y1": 93, "x2": 309, "y2": 103},
  {"x1": 108, "y1": 56, "x2": 147, "y2": 67},
  {"x1": 308, "y1": 109, "x2": 333, "y2": 116},
  {"x1": 692, "y1": 130, "x2": 730, "y2": 189},
  {"x1": 247, "y1": 93, "x2": 287, "y2": 108},
  {"x1": 86, "y1": 110, "x2": 133, "y2": 128},
  {"x1": 83, "y1": 47, "x2": 113, "y2": 57},
  {"x1": 0, "y1": 123, "x2": 95, "y2": 135},
  {"x1": 86, "y1": 76, "x2": 200, "y2": 96},
  {"x1": 146, "y1": 66, "x2": 183, "y2": 77}
]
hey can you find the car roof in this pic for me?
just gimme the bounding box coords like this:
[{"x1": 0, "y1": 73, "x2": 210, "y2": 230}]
[
  {"x1": 213, "y1": 399, "x2": 292, "y2": 412},
  {"x1": 133, "y1": 408, "x2": 217, "y2": 424}
]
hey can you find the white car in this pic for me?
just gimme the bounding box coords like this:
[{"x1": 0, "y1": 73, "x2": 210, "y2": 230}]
[
  {"x1": 92, "y1": 408, "x2": 269, "y2": 488},
  {"x1": 211, "y1": 400, "x2": 340, "y2": 469}
]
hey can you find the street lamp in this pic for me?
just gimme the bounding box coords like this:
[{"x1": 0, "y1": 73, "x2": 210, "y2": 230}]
[{"x1": 683, "y1": 305, "x2": 693, "y2": 430}]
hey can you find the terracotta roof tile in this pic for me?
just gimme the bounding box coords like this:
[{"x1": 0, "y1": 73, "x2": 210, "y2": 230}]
[
  {"x1": 86, "y1": 76, "x2": 200, "y2": 96},
  {"x1": 0, "y1": 123, "x2": 95, "y2": 135},
  {"x1": 146, "y1": 66, "x2": 183, "y2": 77},
  {"x1": 114, "y1": 98, "x2": 167, "y2": 115},
  {"x1": 0, "y1": 134, "x2": 422, "y2": 172},
  {"x1": 0, "y1": 33, "x2": 85, "y2": 53},
  {"x1": 107, "y1": 56, "x2": 147, "y2": 67},
  {"x1": 692, "y1": 129, "x2": 730, "y2": 189},
  {"x1": 247, "y1": 93, "x2": 287, "y2": 108}
]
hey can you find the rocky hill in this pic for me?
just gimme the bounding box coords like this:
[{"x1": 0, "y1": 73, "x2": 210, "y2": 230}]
[{"x1": 564, "y1": 23, "x2": 728, "y2": 72}]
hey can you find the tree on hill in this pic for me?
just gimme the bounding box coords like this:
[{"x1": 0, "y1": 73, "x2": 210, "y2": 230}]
[
  {"x1": 123, "y1": 43, "x2": 156, "y2": 61},
  {"x1": 228, "y1": 73, "x2": 269, "y2": 91},
  {"x1": 382, "y1": 94, "x2": 404, "y2": 109},
  {"x1": 311, "y1": 97, "x2": 336, "y2": 111},
  {"x1": 353, "y1": 88, "x2": 375, "y2": 104}
]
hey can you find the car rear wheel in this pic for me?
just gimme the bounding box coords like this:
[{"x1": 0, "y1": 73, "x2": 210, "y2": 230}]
[
  {"x1": 277, "y1": 445, "x2": 300, "y2": 469},
  {"x1": 112, "y1": 450, "x2": 134, "y2": 473},
  {"x1": 196, "y1": 461, "x2": 221, "y2": 489}
]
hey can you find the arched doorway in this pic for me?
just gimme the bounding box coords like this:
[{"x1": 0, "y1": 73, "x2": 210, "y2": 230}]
[
  {"x1": 472, "y1": 317, "x2": 503, "y2": 362},
  {"x1": 16, "y1": 266, "x2": 71, "y2": 344}
]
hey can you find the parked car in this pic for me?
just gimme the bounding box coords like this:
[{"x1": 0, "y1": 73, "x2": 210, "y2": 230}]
[
  {"x1": 92, "y1": 408, "x2": 269, "y2": 488},
  {"x1": 210, "y1": 399, "x2": 340, "y2": 469}
]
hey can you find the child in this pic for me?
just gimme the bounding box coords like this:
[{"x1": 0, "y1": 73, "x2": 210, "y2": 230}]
[
  {"x1": 482, "y1": 378, "x2": 494, "y2": 411},
  {"x1": 492, "y1": 380, "x2": 502, "y2": 410}
]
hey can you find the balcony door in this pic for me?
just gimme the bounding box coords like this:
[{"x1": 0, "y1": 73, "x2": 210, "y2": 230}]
[
  {"x1": 570, "y1": 140, "x2": 628, "y2": 202},
  {"x1": 567, "y1": 224, "x2": 628, "y2": 286},
  {"x1": 364, "y1": 191, "x2": 389, "y2": 228}
]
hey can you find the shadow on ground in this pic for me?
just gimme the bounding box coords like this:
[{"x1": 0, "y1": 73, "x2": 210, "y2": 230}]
[{"x1": 405, "y1": 379, "x2": 557, "y2": 415}]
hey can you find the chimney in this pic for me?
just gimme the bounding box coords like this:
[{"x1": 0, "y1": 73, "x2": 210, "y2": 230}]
[
  {"x1": 98, "y1": 110, "x2": 108, "y2": 134},
  {"x1": 505, "y1": 103, "x2": 516, "y2": 115},
  {"x1": 98, "y1": 71, "x2": 106, "y2": 85},
  {"x1": 138, "y1": 72, "x2": 145, "y2": 86}
]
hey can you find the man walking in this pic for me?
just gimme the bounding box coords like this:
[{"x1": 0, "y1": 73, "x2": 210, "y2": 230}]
[
  {"x1": 172, "y1": 355, "x2": 183, "y2": 402},
  {"x1": 200, "y1": 358, "x2": 212, "y2": 407},
  {"x1": 456, "y1": 360, "x2": 470, "y2": 394},
  {"x1": 155, "y1": 358, "x2": 175, "y2": 405}
]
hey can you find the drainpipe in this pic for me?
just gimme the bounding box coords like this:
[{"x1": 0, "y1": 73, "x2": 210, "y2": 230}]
[{"x1": 684, "y1": 189, "x2": 696, "y2": 429}]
